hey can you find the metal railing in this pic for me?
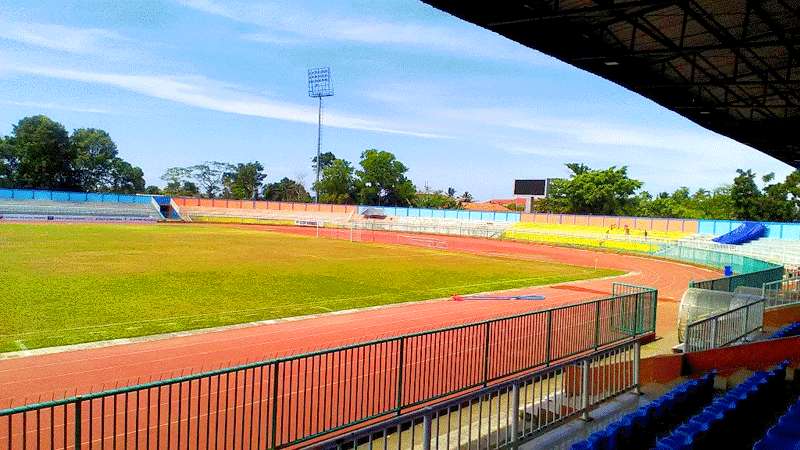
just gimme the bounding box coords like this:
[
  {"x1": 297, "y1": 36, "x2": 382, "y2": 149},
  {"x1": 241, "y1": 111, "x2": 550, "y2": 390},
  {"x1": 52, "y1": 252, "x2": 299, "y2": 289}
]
[
  {"x1": 763, "y1": 274, "x2": 800, "y2": 308},
  {"x1": 684, "y1": 299, "x2": 765, "y2": 352},
  {"x1": 689, "y1": 265, "x2": 784, "y2": 292},
  {"x1": 0, "y1": 284, "x2": 656, "y2": 449},
  {"x1": 313, "y1": 340, "x2": 641, "y2": 450}
]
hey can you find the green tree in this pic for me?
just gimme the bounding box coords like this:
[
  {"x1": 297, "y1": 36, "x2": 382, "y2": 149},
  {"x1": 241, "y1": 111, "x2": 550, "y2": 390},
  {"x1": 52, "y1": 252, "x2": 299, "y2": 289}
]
[
  {"x1": 461, "y1": 191, "x2": 474, "y2": 203},
  {"x1": 11, "y1": 115, "x2": 75, "y2": 189},
  {"x1": 314, "y1": 159, "x2": 356, "y2": 204},
  {"x1": 758, "y1": 172, "x2": 799, "y2": 222},
  {"x1": 108, "y1": 159, "x2": 145, "y2": 194},
  {"x1": 263, "y1": 177, "x2": 312, "y2": 202},
  {"x1": 144, "y1": 185, "x2": 162, "y2": 195},
  {"x1": 223, "y1": 162, "x2": 266, "y2": 200},
  {"x1": 546, "y1": 164, "x2": 642, "y2": 215},
  {"x1": 355, "y1": 149, "x2": 416, "y2": 206},
  {"x1": 0, "y1": 136, "x2": 16, "y2": 188},
  {"x1": 190, "y1": 161, "x2": 232, "y2": 198},
  {"x1": 414, "y1": 190, "x2": 460, "y2": 209},
  {"x1": 69, "y1": 128, "x2": 145, "y2": 193},
  {"x1": 312, "y1": 151, "x2": 336, "y2": 172},
  {"x1": 161, "y1": 167, "x2": 197, "y2": 196},
  {"x1": 730, "y1": 169, "x2": 763, "y2": 220},
  {"x1": 70, "y1": 128, "x2": 118, "y2": 191}
]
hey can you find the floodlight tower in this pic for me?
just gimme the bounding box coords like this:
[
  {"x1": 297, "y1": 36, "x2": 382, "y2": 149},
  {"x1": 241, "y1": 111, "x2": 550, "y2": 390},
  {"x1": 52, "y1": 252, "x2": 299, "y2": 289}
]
[{"x1": 308, "y1": 67, "x2": 334, "y2": 203}]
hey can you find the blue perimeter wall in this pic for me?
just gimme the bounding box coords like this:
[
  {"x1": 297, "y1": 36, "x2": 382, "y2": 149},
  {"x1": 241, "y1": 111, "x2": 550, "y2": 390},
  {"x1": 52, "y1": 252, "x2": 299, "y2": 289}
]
[
  {"x1": 0, "y1": 188, "x2": 152, "y2": 204},
  {"x1": 357, "y1": 205, "x2": 521, "y2": 222},
  {"x1": 699, "y1": 219, "x2": 800, "y2": 240}
]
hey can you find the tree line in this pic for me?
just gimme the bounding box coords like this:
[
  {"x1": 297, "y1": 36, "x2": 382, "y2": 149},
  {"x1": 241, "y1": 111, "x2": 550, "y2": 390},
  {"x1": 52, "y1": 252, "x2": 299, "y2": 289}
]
[
  {"x1": 161, "y1": 150, "x2": 472, "y2": 207},
  {"x1": 0, "y1": 116, "x2": 145, "y2": 193},
  {"x1": 3, "y1": 115, "x2": 800, "y2": 221},
  {"x1": 538, "y1": 163, "x2": 800, "y2": 222}
]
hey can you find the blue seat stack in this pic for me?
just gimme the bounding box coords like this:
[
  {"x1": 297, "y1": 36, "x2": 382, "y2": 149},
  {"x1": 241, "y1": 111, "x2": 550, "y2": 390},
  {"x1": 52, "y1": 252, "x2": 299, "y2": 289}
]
[
  {"x1": 769, "y1": 322, "x2": 800, "y2": 339},
  {"x1": 570, "y1": 372, "x2": 716, "y2": 450},
  {"x1": 712, "y1": 222, "x2": 766, "y2": 245},
  {"x1": 656, "y1": 361, "x2": 789, "y2": 449}
]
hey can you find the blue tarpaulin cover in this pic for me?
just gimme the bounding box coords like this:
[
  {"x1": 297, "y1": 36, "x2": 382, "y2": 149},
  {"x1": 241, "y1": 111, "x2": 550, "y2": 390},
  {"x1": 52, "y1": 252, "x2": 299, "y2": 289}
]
[{"x1": 712, "y1": 221, "x2": 766, "y2": 245}]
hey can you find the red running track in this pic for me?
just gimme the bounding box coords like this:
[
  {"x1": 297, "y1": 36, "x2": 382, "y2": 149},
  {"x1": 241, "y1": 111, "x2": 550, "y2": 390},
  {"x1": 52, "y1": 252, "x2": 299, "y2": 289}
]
[{"x1": 0, "y1": 224, "x2": 717, "y2": 408}]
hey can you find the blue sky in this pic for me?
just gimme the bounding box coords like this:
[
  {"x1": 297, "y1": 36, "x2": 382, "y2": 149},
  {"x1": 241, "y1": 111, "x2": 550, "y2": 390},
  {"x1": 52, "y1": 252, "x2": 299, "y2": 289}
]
[{"x1": 0, "y1": 0, "x2": 793, "y2": 200}]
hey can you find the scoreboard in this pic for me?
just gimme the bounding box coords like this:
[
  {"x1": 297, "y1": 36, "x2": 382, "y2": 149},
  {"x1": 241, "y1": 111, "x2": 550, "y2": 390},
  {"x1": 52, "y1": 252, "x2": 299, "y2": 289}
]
[{"x1": 513, "y1": 179, "x2": 547, "y2": 196}]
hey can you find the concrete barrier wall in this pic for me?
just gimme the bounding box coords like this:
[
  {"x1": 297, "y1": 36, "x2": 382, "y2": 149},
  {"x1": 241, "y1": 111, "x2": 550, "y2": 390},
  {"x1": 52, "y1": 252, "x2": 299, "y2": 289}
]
[
  {"x1": 699, "y1": 219, "x2": 800, "y2": 240},
  {"x1": 0, "y1": 188, "x2": 152, "y2": 204},
  {"x1": 173, "y1": 197, "x2": 357, "y2": 214},
  {"x1": 357, "y1": 205, "x2": 521, "y2": 222},
  {"x1": 519, "y1": 212, "x2": 699, "y2": 233}
]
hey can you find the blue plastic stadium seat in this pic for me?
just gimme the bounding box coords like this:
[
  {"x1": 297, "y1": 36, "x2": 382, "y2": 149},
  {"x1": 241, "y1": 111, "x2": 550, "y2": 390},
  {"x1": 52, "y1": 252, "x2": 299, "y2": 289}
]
[
  {"x1": 572, "y1": 372, "x2": 716, "y2": 450},
  {"x1": 770, "y1": 322, "x2": 800, "y2": 339},
  {"x1": 655, "y1": 433, "x2": 691, "y2": 450},
  {"x1": 755, "y1": 428, "x2": 800, "y2": 450},
  {"x1": 658, "y1": 362, "x2": 790, "y2": 449}
]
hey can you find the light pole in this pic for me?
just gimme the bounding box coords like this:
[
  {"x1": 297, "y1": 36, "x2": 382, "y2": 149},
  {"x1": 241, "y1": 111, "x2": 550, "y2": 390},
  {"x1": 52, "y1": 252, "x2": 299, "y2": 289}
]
[{"x1": 308, "y1": 67, "x2": 334, "y2": 203}]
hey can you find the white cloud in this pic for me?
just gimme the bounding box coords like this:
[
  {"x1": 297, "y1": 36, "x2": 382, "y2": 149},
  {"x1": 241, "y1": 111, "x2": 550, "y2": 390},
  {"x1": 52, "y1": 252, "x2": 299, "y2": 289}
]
[
  {"x1": 0, "y1": 100, "x2": 110, "y2": 114},
  {"x1": 176, "y1": 0, "x2": 552, "y2": 64},
  {"x1": 1, "y1": 63, "x2": 448, "y2": 139},
  {"x1": 0, "y1": 18, "x2": 125, "y2": 54},
  {"x1": 501, "y1": 143, "x2": 592, "y2": 158}
]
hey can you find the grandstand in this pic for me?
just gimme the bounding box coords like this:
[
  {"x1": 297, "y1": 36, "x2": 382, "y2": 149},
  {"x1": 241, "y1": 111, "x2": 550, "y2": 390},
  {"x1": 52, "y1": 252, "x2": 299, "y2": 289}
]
[
  {"x1": 0, "y1": 188, "x2": 162, "y2": 222},
  {"x1": 678, "y1": 234, "x2": 800, "y2": 268}
]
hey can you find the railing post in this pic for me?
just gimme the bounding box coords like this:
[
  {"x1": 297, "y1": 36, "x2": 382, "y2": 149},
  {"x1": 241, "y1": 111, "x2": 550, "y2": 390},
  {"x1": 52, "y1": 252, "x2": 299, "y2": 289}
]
[
  {"x1": 422, "y1": 411, "x2": 432, "y2": 450},
  {"x1": 270, "y1": 363, "x2": 280, "y2": 449},
  {"x1": 594, "y1": 301, "x2": 601, "y2": 350},
  {"x1": 510, "y1": 382, "x2": 520, "y2": 449},
  {"x1": 396, "y1": 338, "x2": 405, "y2": 414},
  {"x1": 580, "y1": 359, "x2": 592, "y2": 421},
  {"x1": 744, "y1": 303, "x2": 751, "y2": 335},
  {"x1": 74, "y1": 396, "x2": 82, "y2": 450},
  {"x1": 633, "y1": 342, "x2": 642, "y2": 395},
  {"x1": 710, "y1": 319, "x2": 718, "y2": 349},
  {"x1": 483, "y1": 322, "x2": 491, "y2": 386},
  {"x1": 545, "y1": 310, "x2": 553, "y2": 366}
]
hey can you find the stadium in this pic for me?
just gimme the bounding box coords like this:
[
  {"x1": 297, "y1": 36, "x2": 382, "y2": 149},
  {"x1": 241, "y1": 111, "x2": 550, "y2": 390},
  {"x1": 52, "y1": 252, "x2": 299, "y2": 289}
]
[{"x1": 1, "y1": 1, "x2": 800, "y2": 449}]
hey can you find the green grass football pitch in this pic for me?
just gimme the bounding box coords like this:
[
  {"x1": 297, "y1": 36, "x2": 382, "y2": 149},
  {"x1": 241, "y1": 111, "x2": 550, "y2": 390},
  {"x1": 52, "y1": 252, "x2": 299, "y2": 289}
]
[{"x1": 0, "y1": 223, "x2": 622, "y2": 352}]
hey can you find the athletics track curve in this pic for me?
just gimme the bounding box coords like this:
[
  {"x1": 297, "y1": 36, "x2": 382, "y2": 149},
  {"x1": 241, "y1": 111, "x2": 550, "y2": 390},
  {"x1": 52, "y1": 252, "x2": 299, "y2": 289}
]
[{"x1": 0, "y1": 224, "x2": 717, "y2": 407}]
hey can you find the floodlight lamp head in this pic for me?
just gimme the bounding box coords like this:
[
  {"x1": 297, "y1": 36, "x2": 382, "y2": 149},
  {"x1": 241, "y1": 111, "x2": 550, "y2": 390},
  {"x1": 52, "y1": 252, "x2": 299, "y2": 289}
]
[{"x1": 308, "y1": 67, "x2": 334, "y2": 98}]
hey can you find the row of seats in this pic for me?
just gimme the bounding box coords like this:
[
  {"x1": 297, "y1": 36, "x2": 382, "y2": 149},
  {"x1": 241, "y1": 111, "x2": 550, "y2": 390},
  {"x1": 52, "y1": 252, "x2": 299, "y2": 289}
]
[
  {"x1": 0, "y1": 199, "x2": 161, "y2": 219},
  {"x1": 770, "y1": 322, "x2": 800, "y2": 339},
  {"x1": 571, "y1": 373, "x2": 716, "y2": 450},
  {"x1": 656, "y1": 362, "x2": 789, "y2": 449},
  {"x1": 755, "y1": 396, "x2": 800, "y2": 449}
]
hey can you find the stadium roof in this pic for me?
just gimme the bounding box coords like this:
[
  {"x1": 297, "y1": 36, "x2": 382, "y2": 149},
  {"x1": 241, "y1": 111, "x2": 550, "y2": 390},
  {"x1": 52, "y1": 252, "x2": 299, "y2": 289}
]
[{"x1": 422, "y1": 0, "x2": 800, "y2": 167}]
